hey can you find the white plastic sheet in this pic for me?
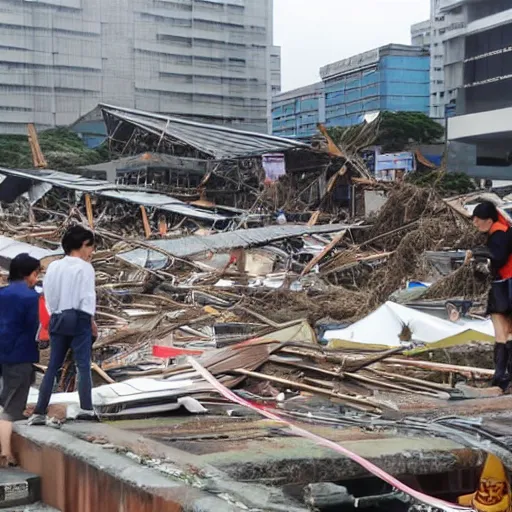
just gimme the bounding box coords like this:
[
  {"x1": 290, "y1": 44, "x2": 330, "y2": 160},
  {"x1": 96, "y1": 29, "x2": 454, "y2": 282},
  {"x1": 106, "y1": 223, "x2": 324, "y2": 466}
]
[{"x1": 324, "y1": 301, "x2": 494, "y2": 349}]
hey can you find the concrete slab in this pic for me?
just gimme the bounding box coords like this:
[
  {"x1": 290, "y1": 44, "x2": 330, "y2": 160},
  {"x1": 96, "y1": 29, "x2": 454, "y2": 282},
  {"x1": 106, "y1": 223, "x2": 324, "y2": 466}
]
[
  {"x1": 193, "y1": 430, "x2": 483, "y2": 484},
  {"x1": 105, "y1": 415, "x2": 485, "y2": 485},
  {"x1": 12, "y1": 423, "x2": 309, "y2": 512},
  {"x1": 56, "y1": 422, "x2": 309, "y2": 512},
  {"x1": 12, "y1": 424, "x2": 244, "y2": 512},
  {"x1": 10, "y1": 406, "x2": 508, "y2": 510}
]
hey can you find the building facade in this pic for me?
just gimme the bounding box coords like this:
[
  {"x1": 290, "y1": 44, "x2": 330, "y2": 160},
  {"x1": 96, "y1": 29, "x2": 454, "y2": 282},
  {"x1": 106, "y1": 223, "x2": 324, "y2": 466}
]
[
  {"x1": 0, "y1": 0, "x2": 277, "y2": 135},
  {"x1": 442, "y1": 0, "x2": 512, "y2": 178},
  {"x1": 320, "y1": 44, "x2": 430, "y2": 128},
  {"x1": 270, "y1": 46, "x2": 282, "y2": 97},
  {"x1": 411, "y1": 0, "x2": 461, "y2": 122},
  {"x1": 271, "y1": 44, "x2": 430, "y2": 137},
  {"x1": 271, "y1": 82, "x2": 325, "y2": 138}
]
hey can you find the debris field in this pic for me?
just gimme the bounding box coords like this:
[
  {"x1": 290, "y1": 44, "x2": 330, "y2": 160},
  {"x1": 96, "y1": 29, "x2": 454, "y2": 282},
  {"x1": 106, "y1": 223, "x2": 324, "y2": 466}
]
[{"x1": 1, "y1": 107, "x2": 511, "y2": 511}]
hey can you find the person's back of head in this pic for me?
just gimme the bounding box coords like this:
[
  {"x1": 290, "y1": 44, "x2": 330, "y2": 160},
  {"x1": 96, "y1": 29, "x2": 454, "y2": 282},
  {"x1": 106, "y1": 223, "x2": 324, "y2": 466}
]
[
  {"x1": 8, "y1": 253, "x2": 41, "y2": 287},
  {"x1": 61, "y1": 225, "x2": 96, "y2": 260},
  {"x1": 473, "y1": 201, "x2": 499, "y2": 223}
]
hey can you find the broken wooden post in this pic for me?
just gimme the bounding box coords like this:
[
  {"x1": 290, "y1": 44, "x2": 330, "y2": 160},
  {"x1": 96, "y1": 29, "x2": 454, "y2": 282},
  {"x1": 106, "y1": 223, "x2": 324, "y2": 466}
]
[
  {"x1": 140, "y1": 206, "x2": 151, "y2": 239},
  {"x1": 84, "y1": 194, "x2": 94, "y2": 229},
  {"x1": 301, "y1": 230, "x2": 346, "y2": 276}
]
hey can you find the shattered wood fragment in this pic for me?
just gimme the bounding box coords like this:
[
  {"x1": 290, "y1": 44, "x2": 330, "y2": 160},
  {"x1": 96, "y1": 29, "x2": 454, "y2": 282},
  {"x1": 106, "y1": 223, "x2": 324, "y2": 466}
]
[
  {"x1": 301, "y1": 230, "x2": 346, "y2": 276},
  {"x1": 231, "y1": 368, "x2": 382, "y2": 413}
]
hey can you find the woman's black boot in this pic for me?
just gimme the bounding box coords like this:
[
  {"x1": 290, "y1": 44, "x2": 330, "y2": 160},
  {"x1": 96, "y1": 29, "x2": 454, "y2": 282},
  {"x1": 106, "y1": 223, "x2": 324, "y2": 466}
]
[
  {"x1": 504, "y1": 340, "x2": 512, "y2": 392},
  {"x1": 492, "y1": 343, "x2": 510, "y2": 390}
]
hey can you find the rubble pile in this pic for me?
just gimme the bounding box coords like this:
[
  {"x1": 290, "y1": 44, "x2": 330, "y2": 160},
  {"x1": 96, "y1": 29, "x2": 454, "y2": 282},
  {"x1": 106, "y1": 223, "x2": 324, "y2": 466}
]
[
  {"x1": 0, "y1": 171, "x2": 497, "y2": 407},
  {"x1": 0, "y1": 108, "x2": 506, "y2": 510}
]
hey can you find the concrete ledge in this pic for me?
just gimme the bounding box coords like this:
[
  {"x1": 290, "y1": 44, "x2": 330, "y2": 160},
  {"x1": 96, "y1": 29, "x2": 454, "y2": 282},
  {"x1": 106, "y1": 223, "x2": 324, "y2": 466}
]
[{"x1": 12, "y1": 425, "x2": 239, "y2": 512}]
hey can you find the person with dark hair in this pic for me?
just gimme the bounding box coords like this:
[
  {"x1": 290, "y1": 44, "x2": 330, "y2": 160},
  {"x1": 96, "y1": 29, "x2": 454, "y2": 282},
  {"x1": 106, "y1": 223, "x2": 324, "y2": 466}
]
[
  {"x1": 29, "y1": 225, "x2": 98, "y2": 425},
  {"x1": 472, "y1": 201, "x2": 512, "y2": 390},
  {"x1": 0, "y1": 253, "x2": 41, "y2": 466}
]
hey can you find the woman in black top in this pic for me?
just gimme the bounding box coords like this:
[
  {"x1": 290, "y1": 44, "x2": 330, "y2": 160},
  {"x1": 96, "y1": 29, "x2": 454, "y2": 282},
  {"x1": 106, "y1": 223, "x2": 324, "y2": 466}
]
[{"x1": 473, "y1": 201, "x2": 512, "y2": 391}]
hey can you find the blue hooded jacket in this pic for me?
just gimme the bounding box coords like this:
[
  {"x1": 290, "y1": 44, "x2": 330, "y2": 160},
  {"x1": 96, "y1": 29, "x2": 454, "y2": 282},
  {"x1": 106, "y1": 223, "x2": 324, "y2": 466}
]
[{"x1": 0, "y1": 281, "x2": 39, "y2": 364}]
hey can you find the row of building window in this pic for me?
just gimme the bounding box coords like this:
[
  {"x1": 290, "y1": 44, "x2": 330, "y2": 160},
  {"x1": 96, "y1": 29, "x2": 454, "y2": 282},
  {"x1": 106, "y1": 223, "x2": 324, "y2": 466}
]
[
  {"x1": 139, "y1": 12, "x2": 264, "y2": 34},
  {"x1": 154, "y1": 0, "x2": 245, "y2": 14},
  {"x1": 134, "y1": 87, "x2": 266, "y2": 106},
  {"x1": 0, "y1": 22, "x2": 98, "y2": 38}
]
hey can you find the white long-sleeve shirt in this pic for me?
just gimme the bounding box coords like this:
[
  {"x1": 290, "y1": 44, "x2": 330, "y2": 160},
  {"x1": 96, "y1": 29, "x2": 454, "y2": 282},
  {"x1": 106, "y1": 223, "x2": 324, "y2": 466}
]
[{"x1": 43, "y1": 256, "x2": 96, "y2": 316}]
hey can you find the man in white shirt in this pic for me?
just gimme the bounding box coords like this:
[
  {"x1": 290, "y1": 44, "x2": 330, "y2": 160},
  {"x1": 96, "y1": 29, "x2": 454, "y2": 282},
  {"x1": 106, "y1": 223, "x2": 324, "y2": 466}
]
[{"x1": 29, "y1": 225, "x2": 98, "y2": 425}]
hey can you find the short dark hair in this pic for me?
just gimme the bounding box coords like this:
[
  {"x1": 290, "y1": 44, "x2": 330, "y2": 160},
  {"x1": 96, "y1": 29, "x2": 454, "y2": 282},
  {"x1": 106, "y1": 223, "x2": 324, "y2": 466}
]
[
  {"x1": 473, "y1": 201, "x2": 499, "y2": 222},
  {"x1": 8, "y1": 253, "x2": 41, "y2": 282},
  {"x1": 61, "y1": 225, "x2": 95, "y2": 255}
]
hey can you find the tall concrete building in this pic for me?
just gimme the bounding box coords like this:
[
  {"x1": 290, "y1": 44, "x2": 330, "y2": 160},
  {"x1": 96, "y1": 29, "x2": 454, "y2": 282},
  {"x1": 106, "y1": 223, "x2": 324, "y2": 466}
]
[
  {"x1": 442, "y1": 0, "x2": 512, "y2": 178},
  {"x1": 270, "y1": 46, "x2": 282, "y2": 96},
  {"x1": 0, "y1": 0, "x2": 277, "y2": 135},
  {"x1": 411, "y1": 0, "x2": 465, "y2": 122}
]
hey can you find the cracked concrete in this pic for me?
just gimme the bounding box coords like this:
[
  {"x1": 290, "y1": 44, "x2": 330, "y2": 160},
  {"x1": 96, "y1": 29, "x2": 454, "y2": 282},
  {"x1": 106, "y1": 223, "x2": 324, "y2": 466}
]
[{"x1": 12, "y1": 422, "x2": 309, "y2": 512}]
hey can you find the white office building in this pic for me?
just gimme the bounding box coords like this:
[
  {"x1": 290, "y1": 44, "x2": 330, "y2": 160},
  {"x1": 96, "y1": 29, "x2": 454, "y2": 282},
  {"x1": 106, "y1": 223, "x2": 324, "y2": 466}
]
[
  {"x1": 411, "y1": 0, "x2": 465, "y2": 122},
  {"x1": 440, "y1": 0, "x2": 512, "y2": 178},
  {"x1": 0, "y1": 0, "x2": 277, "y2": 134}
]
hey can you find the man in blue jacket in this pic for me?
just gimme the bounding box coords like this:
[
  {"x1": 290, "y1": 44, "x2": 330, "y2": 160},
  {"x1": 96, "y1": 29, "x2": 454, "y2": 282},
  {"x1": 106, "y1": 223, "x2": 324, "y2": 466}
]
[{"x1": 0, "y1": 253, "x2": 40, "y2": 466}]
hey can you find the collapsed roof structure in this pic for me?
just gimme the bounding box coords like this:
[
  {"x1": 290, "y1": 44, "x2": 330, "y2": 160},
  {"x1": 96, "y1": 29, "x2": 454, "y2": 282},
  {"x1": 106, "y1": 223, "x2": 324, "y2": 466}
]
[
  {"x1": 74, "y1": 104, "x2": 375, "y2": 212},
  {"x1": 0, "y1": 167, "x2": 234, "y2": 225},
  {"x1": 100, "y1": 104, "x2": 310, "y2": 160}
]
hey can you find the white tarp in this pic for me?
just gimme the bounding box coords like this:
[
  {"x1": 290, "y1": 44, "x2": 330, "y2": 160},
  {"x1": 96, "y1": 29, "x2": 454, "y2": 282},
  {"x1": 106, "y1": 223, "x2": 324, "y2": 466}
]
[{"x1": 324, "y1": 301, "x2": 494, "y2": 350}]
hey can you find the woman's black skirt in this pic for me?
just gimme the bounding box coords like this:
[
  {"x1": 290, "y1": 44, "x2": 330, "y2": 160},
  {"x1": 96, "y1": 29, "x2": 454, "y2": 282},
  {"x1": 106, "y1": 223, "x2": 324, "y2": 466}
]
[{"x1": 487, "y1": 278, "x2": 512, "y2": 315}]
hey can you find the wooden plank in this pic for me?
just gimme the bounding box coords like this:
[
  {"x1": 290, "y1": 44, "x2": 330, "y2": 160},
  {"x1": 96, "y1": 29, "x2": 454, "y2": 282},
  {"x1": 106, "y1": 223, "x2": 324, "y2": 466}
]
[
  {"x1": 140, "y1": 205, "x2": 151, "y2": 239},
  {"x1": 27, "y1": 123, "x2": 48, "y2": 169},
  {"x1": 307, "y1": 165, "x2": 347, "y2": 226},
  {"x1": 301, "y1": 230, "x2": 346, "y2": 276},
  {"x1": 383, "y1": 358, "x2": 493, "y2": 379},
  {"x1": 317, "y1": 124, "x2": 345, "y2": 157},
  {"x1": 231, "y1": 368, "x2": 381, "y2": 412},
  {"x1": 84, "y1": 194, "x2": 94, "y2": 229}
]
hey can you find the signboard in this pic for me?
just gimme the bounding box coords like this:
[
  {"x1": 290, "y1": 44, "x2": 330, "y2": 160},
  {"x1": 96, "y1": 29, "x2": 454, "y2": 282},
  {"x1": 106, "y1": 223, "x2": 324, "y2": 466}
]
[
  {"x1": 445, "y1": 103, "x2": 456, "y2": 119},
  {"x1": 262, "y1": 153, "x2": 286, "y2": 184}
]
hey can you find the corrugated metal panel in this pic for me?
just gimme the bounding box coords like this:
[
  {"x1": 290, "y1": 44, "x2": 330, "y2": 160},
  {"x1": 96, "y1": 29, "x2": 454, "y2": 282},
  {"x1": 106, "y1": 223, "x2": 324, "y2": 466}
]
[
  {"x1": 100, "y1": 104, "x2": 311, "y2": 159},
  {"x1": 118, "y1": 223, "x2": 355, "y2": 265},
  {"x1": 0, "y1": 236, "x2": 63, "y2": 269},
  {"x1": 0, "y1": 167, "x2": 229, "y2": 222}
]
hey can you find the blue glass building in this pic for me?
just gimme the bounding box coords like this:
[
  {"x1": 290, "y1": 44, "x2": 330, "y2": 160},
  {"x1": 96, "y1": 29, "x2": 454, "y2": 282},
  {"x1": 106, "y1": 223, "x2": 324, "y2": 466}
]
[
  {"x1": 271, "y1": 44, "x2": 430, "y2": 136},
  {"x1": 271, "y1": 82, "x2": 325, "y2": 138}
]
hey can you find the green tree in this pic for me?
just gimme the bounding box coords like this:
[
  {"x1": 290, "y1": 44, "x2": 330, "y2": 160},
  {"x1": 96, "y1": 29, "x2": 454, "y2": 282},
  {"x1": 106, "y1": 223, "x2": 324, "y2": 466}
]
[
  {"x1": 0, "y1": 128, "x2": 108, "y2": 172},
  {"x1": 378, "y1": 111, "x2": 444, "y2": 152},
  {"x1": 326, "y1": 111, "x2": 445, "y2": 153}
]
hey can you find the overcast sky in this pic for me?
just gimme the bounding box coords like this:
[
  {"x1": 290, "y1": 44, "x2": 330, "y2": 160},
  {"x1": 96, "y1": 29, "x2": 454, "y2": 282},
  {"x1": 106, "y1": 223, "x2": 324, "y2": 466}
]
[{"x1": 274, "y1": 0, "x2": 430, "y2": 92}]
